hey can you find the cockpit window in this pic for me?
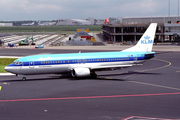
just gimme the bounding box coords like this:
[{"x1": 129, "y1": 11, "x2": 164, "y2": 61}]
[{"x1": 12, "y1": 60, "x2": 22, "y2": 65}]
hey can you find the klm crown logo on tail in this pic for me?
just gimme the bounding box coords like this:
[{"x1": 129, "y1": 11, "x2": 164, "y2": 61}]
[{"x1": 141, "y1": 35, "x2": 153, "y2": 44}]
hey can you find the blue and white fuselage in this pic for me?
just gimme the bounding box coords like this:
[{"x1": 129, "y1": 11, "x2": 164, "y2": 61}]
[
  {"x1": 5, "y1": 51, "x2": 154, "y2": 75},
  {"x1": 5, "y1": 23, "x2": 157, "y2": 80}
]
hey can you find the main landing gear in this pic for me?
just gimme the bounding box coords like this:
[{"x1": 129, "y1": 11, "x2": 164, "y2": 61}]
[
  {"x1": 22, "y1": 77, "x2": 26, "y2": 81},
  {"x1": 90, "y1": 71, "x2": 97, "y2": 78}
]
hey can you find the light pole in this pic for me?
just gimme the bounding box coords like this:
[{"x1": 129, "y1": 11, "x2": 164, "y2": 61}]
[
  {"x1": 169, "y1": 0, "x2": 170, "y2": 23},
  {"x1": 178, "y1": 0, "x2": 179, "y2": 21}
]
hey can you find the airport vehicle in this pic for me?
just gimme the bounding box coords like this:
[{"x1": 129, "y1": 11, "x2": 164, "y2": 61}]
[
  {"x1": 35, "y1": 45, "x2": 44, "y2": 48},
  {"x1": 5, "y1": 23, "x2": 157, "y2": 81},
  {"x1": 18, "y1": 37, "x2": 35, "y2": 46},
  {"x1": 0, "y1": 39, "x2": 4, "y2": 47},
  {"x1": 8, "y1": 43, "x2": 14, "y2": 47}
]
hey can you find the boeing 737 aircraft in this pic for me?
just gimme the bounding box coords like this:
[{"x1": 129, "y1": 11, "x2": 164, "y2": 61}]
[{"x1": 5, "y1": 23, "x2": 157, "y2": 81}]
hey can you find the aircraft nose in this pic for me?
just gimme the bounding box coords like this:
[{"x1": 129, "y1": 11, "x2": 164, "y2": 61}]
[
  {"x1": 4, "y1": 66, "x2": 13, "y2": 73},
  {"x1": 4, "y1": 66, "x2": 20, "y2": 75},
  {"x1": 4, "y1": 66, "x2": 10, "y2": 72}
]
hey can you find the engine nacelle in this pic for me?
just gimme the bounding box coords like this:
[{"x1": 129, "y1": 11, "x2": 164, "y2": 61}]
[{"x1": 71, "y1": 68, "x2": 91, "y2": 77}]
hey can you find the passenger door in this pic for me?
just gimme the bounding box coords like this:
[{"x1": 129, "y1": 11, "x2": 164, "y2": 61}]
[
  {"x1": 29, "y1": 59, "x2": 34, "y2": 68},
  {"x1": 133, "y1": 54, "x2": 137, "y2": 63}
]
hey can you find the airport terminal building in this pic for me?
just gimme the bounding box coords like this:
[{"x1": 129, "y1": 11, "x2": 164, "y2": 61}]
[
  {"x1": 57, "y1": 18, "x2": 105, "y2": 26},
  {"x1": 0, "y1": 23, "x2": 13, "y2": 26},
  {"x1": 103, "y1": 16, "x2": 180, "y2": 43},
  {"x1": 57, "y1": 19, "x2": 92, "y2": 26}
]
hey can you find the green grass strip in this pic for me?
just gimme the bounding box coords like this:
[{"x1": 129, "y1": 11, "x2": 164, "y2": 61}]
[
  {"x1": 0, "y1": 25, "x2": 102, "y2": 33},
  {"x1": 0, "y1": 58, "x2": 17, "y2": 73}
]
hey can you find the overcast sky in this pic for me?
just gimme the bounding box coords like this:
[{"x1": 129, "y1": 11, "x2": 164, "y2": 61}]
[{"x1": 0, "y1": 0, "x2": 179, "y2": 21}]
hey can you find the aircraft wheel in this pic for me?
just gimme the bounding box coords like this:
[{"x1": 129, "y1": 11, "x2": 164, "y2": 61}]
[
  {"x1": 22, "y1": 77, "x2": 26, "y2": 81},
  {"x1": 91, "y1": 72, "x2": 97, "y2": 78}
]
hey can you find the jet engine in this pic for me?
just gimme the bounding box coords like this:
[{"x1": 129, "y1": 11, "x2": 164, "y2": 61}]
[{"x1": 71, "y1": 68, "x2": 91, "y2": 77}]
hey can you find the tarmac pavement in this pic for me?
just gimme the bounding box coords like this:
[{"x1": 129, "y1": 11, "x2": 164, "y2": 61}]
[
  {"x1": 1, "y1": 43, "x2": 180, "y2": 52},
  {"x1": 0, "y1": 46, "x2": 180, "y2": 120}
]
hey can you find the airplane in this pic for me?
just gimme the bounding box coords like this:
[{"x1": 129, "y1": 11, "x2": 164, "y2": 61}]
[
  {"x1": 22, "y1": 22, "x2": 35, "y2": 26},
  {"x1": 4, "y1": 23, "x2": 157, "y2": 81},
  {"x1": 21, "y1": 21, "x2": 39, "y2": 26}
]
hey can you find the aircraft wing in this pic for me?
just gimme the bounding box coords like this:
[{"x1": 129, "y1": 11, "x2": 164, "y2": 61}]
[{"x1": 91, "y1": 64, "x2": 133, "y2": 70}]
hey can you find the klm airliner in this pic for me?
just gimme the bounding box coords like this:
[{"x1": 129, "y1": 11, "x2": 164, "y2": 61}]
[{"x1": 5, "y1": 23, "x2": 157, "y2": 81}]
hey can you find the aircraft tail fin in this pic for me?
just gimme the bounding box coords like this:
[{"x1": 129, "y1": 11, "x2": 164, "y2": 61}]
[{"x1": 122, "y1": 23, "x2": 157, "y2": 52}]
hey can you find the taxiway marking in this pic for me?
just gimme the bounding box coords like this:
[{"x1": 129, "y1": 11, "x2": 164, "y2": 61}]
[
  {"x1": 0, "y1": 86, "x2": 1, "y2": 91},
  {"x1": 142, "y1": 58, "x2": 171, "y2": 72},
  {"x1": 121, "y1": 59, "x2": 180, "y2": 91},
  {"x1": 122, "y1": 116, "x2": 174, "y2": 120},
  {"x1": 123, "y1": 59, "x2": 171, "y2": 80},
  {"x1": 3, "y1": 82, "x2": 8, "y2": 85},
  {"x1": 128, "y1": 81, "x2": 180, "y2": 91},
  {"x1": 0, "y1": 92, "x2": 180, "y2": 103}
]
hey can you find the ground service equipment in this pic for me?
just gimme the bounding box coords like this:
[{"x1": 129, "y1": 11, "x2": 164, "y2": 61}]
[
  {"x1": 18, "y1": 37, "x2": 36, "y2": 46},
  {"x1": 0, "y1": 39, "x2": 4, "y2": 47}
]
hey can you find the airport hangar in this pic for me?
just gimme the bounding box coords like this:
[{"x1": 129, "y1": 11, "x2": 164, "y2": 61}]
[
  {"x1": 57, "y1": 18, "x2": 105, "y2": 26},
  {"x1": 0, "y1": 23, "x2": 13, "y2": 26},
  {"x1": 103, "y1": 16, "x2": 180, "y2": 43}
]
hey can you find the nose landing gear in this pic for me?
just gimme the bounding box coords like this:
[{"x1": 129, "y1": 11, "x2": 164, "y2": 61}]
[
  {"x1": 16, "y1": 74, "x2": 27, "y2": 81},
  {"x1": 22, "y1": 77, "x2": 26, "y2": 81}
]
